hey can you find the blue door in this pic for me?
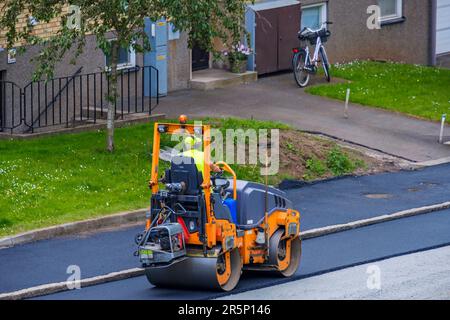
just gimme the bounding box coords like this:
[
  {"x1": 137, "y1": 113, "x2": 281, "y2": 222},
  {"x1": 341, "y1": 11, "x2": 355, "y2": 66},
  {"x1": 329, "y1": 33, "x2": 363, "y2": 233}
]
[{"x1": 144, "y1": 18, "x2": 168, "y2": 97}]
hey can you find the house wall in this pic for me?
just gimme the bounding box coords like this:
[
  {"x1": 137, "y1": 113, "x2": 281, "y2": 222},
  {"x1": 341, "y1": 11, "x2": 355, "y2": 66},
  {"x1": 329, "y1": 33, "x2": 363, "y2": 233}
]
[
  {"x1": 437, "y1": 53, "x2": 450, "y2": 68},
  {"x1": 0, "y1": 29, "x2": 190, "y2": 132},
  {"x1": 301, "y1": 0, "x2": 432, "y2": 65},
  {"x1": 0, "y1": 32, "x2": 190, "y2": 92},
  {"x1": 0, "y1": 35, "x2": 110, "y2": 88},
  {"x1": 0, "y1": 6, "x2": 190, "y2": 91},
  {"x1": 167, "y1": 32, "x2": 191, "y2": 91},
  {"x1": 0, "y1": 7, "x2": 70, "y2": 48},
  {"x1": 0, "y1": 35, "x2": 144, "y2": 132}
]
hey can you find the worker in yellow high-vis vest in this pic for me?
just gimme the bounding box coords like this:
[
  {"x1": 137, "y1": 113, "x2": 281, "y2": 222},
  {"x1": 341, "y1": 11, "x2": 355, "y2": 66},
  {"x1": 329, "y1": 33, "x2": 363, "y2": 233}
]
[{"x1": 181, "y1": 135, "x2": 221, "y2": 177}]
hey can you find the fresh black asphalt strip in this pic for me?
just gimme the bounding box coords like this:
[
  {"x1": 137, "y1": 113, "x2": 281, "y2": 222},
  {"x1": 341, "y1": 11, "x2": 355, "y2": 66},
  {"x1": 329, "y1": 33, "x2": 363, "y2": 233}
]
[
  {"x1": 2, "y1": 163, "x2": 450, "y2": 295},
  {"x1": 34, "y1": 209, "x2": 450, "y2": 300},
  {"x1": 2, "y1": 164, "x2": 450, "y2": 298}
]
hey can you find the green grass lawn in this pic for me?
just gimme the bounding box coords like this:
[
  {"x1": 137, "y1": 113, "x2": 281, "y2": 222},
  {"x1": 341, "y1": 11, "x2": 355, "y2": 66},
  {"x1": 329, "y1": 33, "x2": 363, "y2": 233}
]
[
  {"x1": 0, "y1": 118, "x2": 290, "y2": 237},
  {"x1": 0, "y1": 117, "x2": 366, "y2": 237},
  {"x1": 0, "y1": 123, "x2": 156, "y2": 237},
  {"x1": 307, "y1": 61, "x2": 450, "y2": 122}
]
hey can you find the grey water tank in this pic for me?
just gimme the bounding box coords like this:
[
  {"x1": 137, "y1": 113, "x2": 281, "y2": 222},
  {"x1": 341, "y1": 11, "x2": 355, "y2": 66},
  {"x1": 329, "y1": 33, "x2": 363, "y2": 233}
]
[{"x1": 227, "y1": 180, "x2": 292, "y2": 226}]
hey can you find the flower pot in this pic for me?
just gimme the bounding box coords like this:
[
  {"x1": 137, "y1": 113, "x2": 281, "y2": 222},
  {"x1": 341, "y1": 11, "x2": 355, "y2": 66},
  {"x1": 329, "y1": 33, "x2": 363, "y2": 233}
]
[{"x1": 230, "y1": 59, "x2": 248, "y2": 74}]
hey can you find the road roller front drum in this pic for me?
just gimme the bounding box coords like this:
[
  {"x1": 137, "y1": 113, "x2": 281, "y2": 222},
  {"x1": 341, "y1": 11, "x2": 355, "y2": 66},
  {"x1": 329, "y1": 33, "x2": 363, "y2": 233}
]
[
  {"x1": 145, "y1": 248, "x2": 242, "y2": 291},
  {"x1": 216, "y1": 249, "x2": 242, "y2": 291}
]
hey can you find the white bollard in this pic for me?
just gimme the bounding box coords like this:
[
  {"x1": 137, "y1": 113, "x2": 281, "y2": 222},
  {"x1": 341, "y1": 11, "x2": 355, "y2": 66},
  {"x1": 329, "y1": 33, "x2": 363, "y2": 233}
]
[
  {"x1": 439, "y1": 114, "x2": 446, "y2": 144},
  {"x1": 344, "y1": 88, "x2": 350, "y2": 118}
]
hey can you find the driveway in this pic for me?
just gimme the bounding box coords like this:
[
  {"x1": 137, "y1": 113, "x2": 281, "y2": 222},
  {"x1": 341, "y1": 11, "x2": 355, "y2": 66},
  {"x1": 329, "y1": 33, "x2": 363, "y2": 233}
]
[{"x1": 157, "y1": 72, "x2": 450, "y2": 162}]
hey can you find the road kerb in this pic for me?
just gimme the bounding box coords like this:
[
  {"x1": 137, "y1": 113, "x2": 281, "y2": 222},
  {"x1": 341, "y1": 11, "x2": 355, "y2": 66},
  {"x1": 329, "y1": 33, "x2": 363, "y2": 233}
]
[
  {"x1": 1, "y1": 201, "x2": 449, "y2": 300},
  {"x1": 0, "y1": 209, "x2": 148, "y2": 249},
  {"x1": 0, "y1": 268, "x2": 145, "y2": 300},
  {"x1": 300, "y1": 201, "x2": 450, "y2": 239}
]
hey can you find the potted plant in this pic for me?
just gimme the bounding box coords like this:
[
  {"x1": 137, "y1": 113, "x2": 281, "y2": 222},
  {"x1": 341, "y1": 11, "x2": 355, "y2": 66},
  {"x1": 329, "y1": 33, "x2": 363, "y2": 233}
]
[{"x1": 223, "y1": 42, "x2": 252, "y2": 73}]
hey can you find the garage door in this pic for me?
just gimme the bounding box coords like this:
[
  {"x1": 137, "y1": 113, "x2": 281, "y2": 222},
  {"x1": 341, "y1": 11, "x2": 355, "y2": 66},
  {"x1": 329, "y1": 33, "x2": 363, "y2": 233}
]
[{"x1": 437, "y1": 0, "x2": 450, "y2": 54}]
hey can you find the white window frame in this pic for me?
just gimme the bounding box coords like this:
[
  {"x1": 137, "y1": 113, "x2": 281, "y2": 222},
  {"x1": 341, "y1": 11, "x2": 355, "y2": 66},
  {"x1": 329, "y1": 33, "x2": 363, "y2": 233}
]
[
  {"x1": 301, "y1": 2, "x2": 328, "y2": 30},
  {"x1": 104, "y1": 40, "x2": 136, "y2": 71},
  {"x1": 379, "y1": 0, "x2": 403, "y2": 22}
]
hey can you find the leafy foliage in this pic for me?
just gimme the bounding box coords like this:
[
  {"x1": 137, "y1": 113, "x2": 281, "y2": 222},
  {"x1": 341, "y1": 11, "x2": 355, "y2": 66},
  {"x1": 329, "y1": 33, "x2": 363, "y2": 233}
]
[
  {"x1": 0, "y1": 0, "x2": 249, "y2": 150},
  {"x1": 0, "y1": 0, "x2": 249, "y2": 80},
  {"x1": 326, "y1": 146, "x2": 355, "y2": 176},
  {"x1": 305, "y1": 157, "x2": 326, "y2": 178}
]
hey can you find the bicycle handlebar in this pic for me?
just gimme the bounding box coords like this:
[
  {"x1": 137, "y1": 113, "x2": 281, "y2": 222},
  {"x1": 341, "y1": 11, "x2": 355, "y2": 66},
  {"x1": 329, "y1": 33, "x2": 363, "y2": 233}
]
[{"x1": 299, "y1": 21, "x2": 333, "y2": 35}]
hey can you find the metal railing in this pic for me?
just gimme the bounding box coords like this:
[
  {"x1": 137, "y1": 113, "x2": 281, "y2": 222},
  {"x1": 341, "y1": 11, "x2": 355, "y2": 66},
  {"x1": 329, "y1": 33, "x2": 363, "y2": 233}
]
[{"x1": 0, "y1": 65, "x2": 159, "y2": 134}]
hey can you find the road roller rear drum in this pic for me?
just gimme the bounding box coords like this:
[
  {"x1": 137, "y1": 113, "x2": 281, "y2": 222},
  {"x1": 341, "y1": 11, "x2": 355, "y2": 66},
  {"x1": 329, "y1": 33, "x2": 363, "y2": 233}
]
[{"x1": 268, "y1": 229, "x2": 302, "y2": 277}]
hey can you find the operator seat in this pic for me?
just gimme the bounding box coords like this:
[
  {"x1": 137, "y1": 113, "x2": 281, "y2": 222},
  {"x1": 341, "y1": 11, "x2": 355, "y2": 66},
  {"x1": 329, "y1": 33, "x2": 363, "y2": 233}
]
[
  {"x1": 166, "y1": 156, "x2": 233, "y2": 222},
  {"x1": 166, "y1": 156, "x2": 203, "y2": 195}
]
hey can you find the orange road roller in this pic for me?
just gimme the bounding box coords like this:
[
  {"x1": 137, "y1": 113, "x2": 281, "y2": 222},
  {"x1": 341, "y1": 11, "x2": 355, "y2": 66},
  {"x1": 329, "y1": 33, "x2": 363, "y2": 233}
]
[{"x1": 135, "y1": 116, "x2": 302, "y2": 291}]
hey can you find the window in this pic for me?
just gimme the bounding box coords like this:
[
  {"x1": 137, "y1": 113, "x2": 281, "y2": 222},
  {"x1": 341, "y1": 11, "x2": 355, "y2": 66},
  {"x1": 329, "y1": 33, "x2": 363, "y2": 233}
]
[
  {"x1": 105, "y1": 41, "x2": 136, "y2": 70},
  {"x1": 378, "y1": 0, "x2": 403, "y2": 22},
  {"x1": 301, "y1": 3, "x2": 327, "y2": 30}
]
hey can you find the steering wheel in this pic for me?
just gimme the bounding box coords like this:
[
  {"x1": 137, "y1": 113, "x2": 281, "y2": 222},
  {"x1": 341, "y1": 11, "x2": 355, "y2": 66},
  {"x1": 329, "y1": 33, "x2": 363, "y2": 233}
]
[
  {"x1": 211, "y1": 169, "x2": 224, "y2": 181},
  {"x1": 211, "y1": 170, "x2": 230, "y2": 193}
]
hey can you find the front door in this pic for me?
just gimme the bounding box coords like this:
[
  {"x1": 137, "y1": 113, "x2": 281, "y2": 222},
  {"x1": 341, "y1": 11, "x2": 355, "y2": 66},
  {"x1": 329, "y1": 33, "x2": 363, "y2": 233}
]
[
  {"x1": 192, "y1": 45, "x2": 210, "y2": 71},
  {"x1": 278, "y1": 5, "x2": 301, "y2": 70},
  {"x1": 255, "y1": 9, "x2": 279, "y2": 74},
  {"x1": 255, "y1": 3, "x2": 301, "y2": 74}
]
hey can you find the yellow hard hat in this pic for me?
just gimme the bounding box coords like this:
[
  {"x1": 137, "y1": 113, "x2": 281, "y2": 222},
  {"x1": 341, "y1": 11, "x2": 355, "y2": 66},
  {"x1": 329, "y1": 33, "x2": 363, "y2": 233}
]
[{"x1": 184, "y1": 135, "x2": 202, "y2": 147}]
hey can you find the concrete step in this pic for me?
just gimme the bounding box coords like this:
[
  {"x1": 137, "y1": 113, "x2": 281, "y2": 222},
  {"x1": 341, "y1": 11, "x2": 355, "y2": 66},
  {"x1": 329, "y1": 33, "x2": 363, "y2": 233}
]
[
  {"x1": 190, "y1": 69, "x2": 258, "y2": 91},
  {"x1": 2, "y1": 113, "x2": 165, "y2": 137},
  {"x1": 81, "y1": 107, "x2": 153, "y2": 120}
]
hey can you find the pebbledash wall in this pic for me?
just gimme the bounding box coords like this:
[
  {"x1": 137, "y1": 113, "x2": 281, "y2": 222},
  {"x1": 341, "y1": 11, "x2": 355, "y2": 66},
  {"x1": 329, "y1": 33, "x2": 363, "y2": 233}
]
[
  {"x1": 0, "y1": 25, "x2": 190, "y2": 92},
  {"x1": 301, "y1": 0, "x2": 434, "y2": 65},
  {"x1": 0, "y1": 16, "x2": 190, "y2": 133}
]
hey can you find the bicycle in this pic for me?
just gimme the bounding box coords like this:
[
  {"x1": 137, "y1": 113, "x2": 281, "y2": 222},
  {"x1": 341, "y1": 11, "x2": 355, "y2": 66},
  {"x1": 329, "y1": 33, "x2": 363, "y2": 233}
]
[{"x1": 292, "y1": 22, "x2": 332, "y2": 88}]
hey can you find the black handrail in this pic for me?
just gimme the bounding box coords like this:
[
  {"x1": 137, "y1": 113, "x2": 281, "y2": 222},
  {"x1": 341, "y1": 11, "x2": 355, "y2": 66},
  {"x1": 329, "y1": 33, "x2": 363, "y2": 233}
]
[
  {"x1": 25, "y1": 67, "x2": 83, "y2": 133},
  {"x1": 0, "y1": 65, "x2": 160, "y2": 134}
]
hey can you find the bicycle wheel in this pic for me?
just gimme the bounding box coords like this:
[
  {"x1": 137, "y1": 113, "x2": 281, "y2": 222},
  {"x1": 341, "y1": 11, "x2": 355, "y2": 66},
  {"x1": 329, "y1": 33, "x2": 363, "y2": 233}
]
[
  {"x1": 293, "y1": 50, "x2": 310, "y2": 88},
  {"x1": 320, "y1": 46, "x2": 331, "y2": 82}
]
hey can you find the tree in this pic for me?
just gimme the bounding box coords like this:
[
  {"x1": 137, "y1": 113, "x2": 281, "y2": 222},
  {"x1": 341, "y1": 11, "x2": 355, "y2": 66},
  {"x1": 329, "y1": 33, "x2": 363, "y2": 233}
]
[{"x1": 0, "y1": 0, "x2": 247, "y2": 151}]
